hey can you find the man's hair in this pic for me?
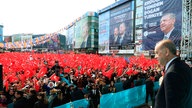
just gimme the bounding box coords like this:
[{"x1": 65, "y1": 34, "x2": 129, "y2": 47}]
[
  {"x1": 16, "y1": 90, "x2": 24, "y2": 97},
  {"x1": 157, "y1": 39, "x2": 177, "y2": 55},
  {"x1": 162, "y1": 13, "x2": 176, "y2": 20}
]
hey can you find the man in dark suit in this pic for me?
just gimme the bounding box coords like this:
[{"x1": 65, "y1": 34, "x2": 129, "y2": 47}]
[
  {"x1": 160, "y1": 13, "x2": 181, "y2": 49},
  {"x1": 88, "y1": 84, "x2": 101, "y2": 108},
  {"x1": 80, "y1": 23, "x2": 91, "y2": 48},
  {"x1": 117, "y1": 22, "x2": 132, "y2": 46},
  {"x1": 154, "y1": 39, "x2": 192, "y2": 108},
  {"x1": 142, "y1": 13, "x2": 181, "y2": 50},
  {"x1": 110, "y1": 27, "x2": 119, "y2": 46},
  {"x1": 81, "y1": 36, "x2": 91, "y2": 48}
]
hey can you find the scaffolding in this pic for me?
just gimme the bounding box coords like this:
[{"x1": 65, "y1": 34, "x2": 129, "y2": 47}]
[{"x1": 180, "y1": 0, "x2": 192, "y2": 60}]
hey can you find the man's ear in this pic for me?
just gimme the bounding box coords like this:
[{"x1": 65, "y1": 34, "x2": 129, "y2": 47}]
[{"x1": 165, "y1": 48, "x2": 170, "y2": 56}]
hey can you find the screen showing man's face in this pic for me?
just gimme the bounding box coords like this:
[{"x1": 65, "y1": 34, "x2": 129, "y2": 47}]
[
  {"x1": 119, "y1": 23, "x2": 126, "y2": 36},
  {"x1": 114, "y1": 28, "x2": 119, "y2": 36},
  {"x1": 160, "y1": 15, "x2": 175, "y2": 33}
]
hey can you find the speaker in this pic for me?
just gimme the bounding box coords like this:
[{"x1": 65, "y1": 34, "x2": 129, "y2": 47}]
[{"x1": 0, "y1": 64, "x2": 2, "y2": 91}]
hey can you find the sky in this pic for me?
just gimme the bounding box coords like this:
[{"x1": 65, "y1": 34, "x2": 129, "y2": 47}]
[{"x1": 0, "y1": 0, "x2": 117, "y2": 36}]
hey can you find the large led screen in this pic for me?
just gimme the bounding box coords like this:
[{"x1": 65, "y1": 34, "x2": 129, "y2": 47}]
[
  {"x1": 142, "y1": 0, "x2": 182, "y2": 50},
  {"x1": 99, "y1": 1, "x2": 134, "y2": 54}
]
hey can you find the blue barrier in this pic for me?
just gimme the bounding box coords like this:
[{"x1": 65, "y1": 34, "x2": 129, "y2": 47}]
[
  {"x1": 55, "y1": 85, "x2": 146, "y2": 108},
  {"x1": 7, "y1": 82, "x2": 160, "y2": 108},
  {"x1": 55, "y1": 99, "x2": 88, "y2": 108}
]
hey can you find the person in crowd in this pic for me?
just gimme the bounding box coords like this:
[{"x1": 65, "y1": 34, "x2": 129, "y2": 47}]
[
  {"x1": 0, "y1": 92, "x2": 8, "y2": 107},
  {"x1": 34, "y1": 92, "x2": 48, "y2": 108},
  {"x1": 145, "y1": 74, "x2": 154, "y2": 107},
  {"x1": 51, "y1": 89, "x2": 65, "y2": 107},
  {"x1": 154, "y1": 39, "x2": 192, "y2": 108},
  {"x1": 160, "y1": 13, "x2": 181, "y2": 49},
  {"x1": 122, "y1": 74, "x2": 133, "y2": 90},
  {"x1": 13, "y1": 90, "x2": 27, "y2": 108},
  {"x1": 27, "y1": 88, "x2": 38, "y2": 108},
  {"x1": 5, "y1": 87, "x2": 15, "y2": 104},
  {"x1": 69, "y1": 84, "x2": 85, "y2": 102},
  {"x1": 88, "y1": 83, "x2": 102, "y2": 108},
  {"x1": 110, "y1": 27, "x2": 119, "y2": 46},
  {"x1": 108, "y1": 81, "x2": 116, "y2": 93},
  {"x1": 63, "y1": 84, "x2": 72, "y2": 104},
  {"x1": 134, "y1": 75, "x2": 143, "y2": 87},
  {"x1": 50, "y1": 60, "x2": 62, "y2": 78}
]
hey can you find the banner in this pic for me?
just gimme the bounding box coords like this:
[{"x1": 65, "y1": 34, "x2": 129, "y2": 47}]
[
  {"x1": 74, "y1": 17, "x2": 89, "y2": 48},
  {"x1": 99, "y1": 11, "x2": 110, "y2": 53},
  {"x1": 142, "y1": 0, "x2": 182, "y2": 50},
  {"x1": 109, "y1": 1, "x2": 134, "y2": 50},
  {"x1": 66, "y1": 25, "x2": 75, "y2": 50},
  {"x1": 99, "y1": 0, "x2": 135, "y2": 54}
]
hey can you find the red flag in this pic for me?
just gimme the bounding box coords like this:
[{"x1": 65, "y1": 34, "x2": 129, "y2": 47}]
[{"x1": 50, "y1": 73, "x2": 60, "y2": 82}]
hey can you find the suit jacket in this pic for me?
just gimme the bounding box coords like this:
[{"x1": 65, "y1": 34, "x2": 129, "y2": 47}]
[
  {"x1": 80, "y1": 36, "x2": 91, "y2": 48},
  {"x1": 110, "y1": 35, "x2": 119, "y2": 46},
  {"x1": 155, "y1": 58, "x2": 192, "y2": 108},
  {"x1": 164, "y1": 29, "x2": 181, "y2": 49},
  {"x1": 117, "y1": 33, "x2": 132, "y2": 46}
]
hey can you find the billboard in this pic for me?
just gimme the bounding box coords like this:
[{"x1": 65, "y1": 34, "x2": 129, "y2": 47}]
[
  {"x1": 75, "y1": 17, "x2": 90, "y2": 48},
  {"x1": 99, "y1": 1, "x2": 134, "y2": 54},
  {"x1": 4, "y1": 36, "x2": 12, "y2": 42},
  {"x1": 109, "y1": 2, "x2": 134, "y2": 49},
  {"x1": 21, "y1": 34, "x2": 32, "y2": 48},
  {"x1": 12, "y1": 34, "x2": 21, "y2": 42},
  {"x1": 47, "y1": 34, "x2": 60, "y2": 50},
  {"x1": 67, "y1": 25, "x2": 75, "y2": 49},
  {"x1": 99, "y1": 11, "x2": 110, "y2": 53},
  {"x1": 142, "y1": 0, "x2": 182, "y2": 50}
]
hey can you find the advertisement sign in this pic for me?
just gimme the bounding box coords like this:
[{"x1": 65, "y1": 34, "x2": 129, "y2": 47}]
[
  {"x1": 47, "y1": 34, "x2": 60, "y2": 50},
  {"x1": 4, "y1": 36, "x2": 12, "y2": 42},
  {"x1": 109, "y1": 1, "x2": 134, "y2": 50},
  {"x1": 142, "y1": 0, "x2": 182, "y2": 50},
  {"x1": 67, "y1": 25, "x2": 74, "y2": 46},
  {"x1": 99, "y1": 1, "x2": 134, "y2": 54},
  {"x1": 12, "y1": 35, "x2": 21, "y2": 42},
  {"x1": 99, "y1": 11, "x2": 110, "y2": 53},
  {"x1": 21, "y1": 34, "x2": 32, "y2": 48},
  {"x1": 74, "y1": 17, "x2": 89, "y2": 48}
]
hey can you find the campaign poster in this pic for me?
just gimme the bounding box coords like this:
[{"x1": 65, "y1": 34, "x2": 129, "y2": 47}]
[
  {"x1": 98, "y1": 11, "x2": 110, "y2": 53},
  {"x1": 142, "y1": 0, "x2": 182, "y2": 50},
  {"x1": 109, "y1": 1, "x2": 134, "y2": 50},
  {"x1": 75, "y1": 17, "x2": 89, "y2": 49},
  {"x1": 12, "y1": 35, "x2": 21, "y2": 42},
  {"x1": 47, "y1": 34, "x2": 59, "y2": 50},
  {"x1": 67, "y1": 25, "x2": 75, "y2": 49},
  {"x1": 21, "y1": 34, "x2": 32, "y2": 48},
  {"x1": 4, "y1": 36, "x2": 12, "y2": 42}
]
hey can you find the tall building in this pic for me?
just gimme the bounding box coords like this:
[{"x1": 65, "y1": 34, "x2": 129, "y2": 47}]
[{"x1": 66, "y1": 11, "x2": 99, "y2": 53}]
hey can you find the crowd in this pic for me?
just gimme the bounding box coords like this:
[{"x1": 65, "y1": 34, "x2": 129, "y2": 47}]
[{"x1": 0, "y1": 52, "x2": 163, "y2": 108}]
